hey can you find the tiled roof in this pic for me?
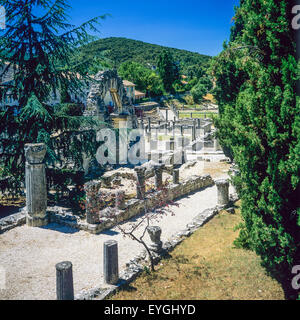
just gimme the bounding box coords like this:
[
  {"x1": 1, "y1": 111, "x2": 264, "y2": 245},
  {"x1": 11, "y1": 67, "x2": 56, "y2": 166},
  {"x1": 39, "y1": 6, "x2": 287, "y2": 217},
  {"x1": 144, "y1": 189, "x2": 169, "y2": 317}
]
[
  {"x1": 135, "y1": 90, "x2": 146, "y2": 98},
  {"x1": 123, "y1": 80, "x2": 136, "y2": 87}
]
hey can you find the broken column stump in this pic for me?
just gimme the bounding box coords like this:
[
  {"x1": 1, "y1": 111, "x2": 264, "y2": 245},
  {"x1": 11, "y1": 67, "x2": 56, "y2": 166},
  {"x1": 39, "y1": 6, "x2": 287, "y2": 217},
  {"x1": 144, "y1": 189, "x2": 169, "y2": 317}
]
[
  {"x1": 173, "y1": 169, "x2": 180, "y2": 185},
  {"x1": 103, "y1": 240, "x2": 119, "y2": 285},
  {"x1": 147, "y1": 226, "x2": 163, "y2": 253},
  {"x1": 154, "y1": 165, "x2": 163, "y2": 190},
  {"x1": 56, "y1": 261, "x2": 74, "y2": 300},
  {"x1": 134, "y1": 166, "x2": 146, "y2": 200},
  {"x1": 25, "y1": 143, "x2": 48, "y2": 227},
  {"x1": 216, "y1": 179, "x2": 230, "y2": 207}
]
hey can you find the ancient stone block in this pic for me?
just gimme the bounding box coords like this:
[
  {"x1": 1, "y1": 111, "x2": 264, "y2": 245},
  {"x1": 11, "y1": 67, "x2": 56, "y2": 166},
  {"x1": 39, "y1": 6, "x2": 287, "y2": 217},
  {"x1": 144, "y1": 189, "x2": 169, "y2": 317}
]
[{"x1": 115, "y1": 190, "x2": 126, "y2": 210}]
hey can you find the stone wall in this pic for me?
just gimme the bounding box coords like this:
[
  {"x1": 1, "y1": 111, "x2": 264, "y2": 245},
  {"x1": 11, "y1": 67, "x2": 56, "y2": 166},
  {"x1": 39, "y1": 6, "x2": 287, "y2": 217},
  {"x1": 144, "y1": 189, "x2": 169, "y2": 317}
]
[
  {"x1": 0, "y1": 210, "x2": 26, "y2": 234},
  {"x1": 77, "y1": 174, "x2": 214, "y2": 235},
  {"x1": 84, "y1": 70, "x2": 133, "y2": 117}
]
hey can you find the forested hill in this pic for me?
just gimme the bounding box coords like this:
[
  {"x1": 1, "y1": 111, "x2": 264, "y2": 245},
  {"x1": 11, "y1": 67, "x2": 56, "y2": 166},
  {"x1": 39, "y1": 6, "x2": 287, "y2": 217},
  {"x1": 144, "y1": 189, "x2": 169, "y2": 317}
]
[{"x1": 81, "y1": 37, "x2": 211, "y2": 73}]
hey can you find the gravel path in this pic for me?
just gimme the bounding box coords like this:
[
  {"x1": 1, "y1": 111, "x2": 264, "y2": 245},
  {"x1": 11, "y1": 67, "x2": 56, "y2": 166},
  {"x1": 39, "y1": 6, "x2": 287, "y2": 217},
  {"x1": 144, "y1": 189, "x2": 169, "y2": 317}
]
[{"x1": 0, "y1": 175, "x2": 233, "y2": 300}]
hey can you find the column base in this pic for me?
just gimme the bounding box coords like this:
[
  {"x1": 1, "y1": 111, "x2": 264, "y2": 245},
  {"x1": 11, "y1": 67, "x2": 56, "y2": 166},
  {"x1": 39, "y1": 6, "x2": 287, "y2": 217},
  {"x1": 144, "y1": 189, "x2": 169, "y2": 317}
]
[
  {"x1": 26, "y1": 215, "x2": 48, "y2": 227},
  {"x1": 149, "y1": 241, "x2": 163, "y2": 253}
]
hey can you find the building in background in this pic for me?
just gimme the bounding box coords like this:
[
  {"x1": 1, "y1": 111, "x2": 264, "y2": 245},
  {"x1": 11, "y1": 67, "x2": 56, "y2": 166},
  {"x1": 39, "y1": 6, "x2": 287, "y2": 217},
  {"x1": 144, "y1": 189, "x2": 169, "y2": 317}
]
[
  {"x1": 122, "y1": 80, "x2": 146, "y2": 103},
  {"x1": 122, "y1": 80, "x2": 136, "y2": 103}
]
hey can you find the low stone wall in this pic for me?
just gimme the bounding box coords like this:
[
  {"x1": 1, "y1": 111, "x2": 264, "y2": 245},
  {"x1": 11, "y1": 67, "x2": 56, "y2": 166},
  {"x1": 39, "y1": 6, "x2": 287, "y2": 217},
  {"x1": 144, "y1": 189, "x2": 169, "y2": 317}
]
[
  {"x1": 0, "y1": 175, "x2": 214, "y2": 236},
  {"x1": 75, "y1": 174, "x2": 214, "y2": 235},
  {"x1": 100, "y1": 163, "x2": 175, "y2": 188},
  {"x1": 0, "y1": 210, "x2": 26, "y2": 234}
]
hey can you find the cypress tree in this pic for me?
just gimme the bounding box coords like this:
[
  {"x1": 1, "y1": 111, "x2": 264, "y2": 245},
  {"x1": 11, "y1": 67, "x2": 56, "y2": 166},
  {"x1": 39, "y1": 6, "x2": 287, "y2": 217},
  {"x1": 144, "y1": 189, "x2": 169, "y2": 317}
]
[
  {"x1": 157, "y1": 49, "x2": 180, "y2": 93},
  {"x1": 211, "y1": 0, "x2": 300, "y2": 299}
]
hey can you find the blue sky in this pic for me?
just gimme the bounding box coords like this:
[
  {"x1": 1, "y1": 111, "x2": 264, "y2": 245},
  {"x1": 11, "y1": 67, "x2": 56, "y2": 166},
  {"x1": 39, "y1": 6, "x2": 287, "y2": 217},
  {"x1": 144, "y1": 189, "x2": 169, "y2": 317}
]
[{"x1": 68, "y1": 0, "x2": 240, "y2": 57}]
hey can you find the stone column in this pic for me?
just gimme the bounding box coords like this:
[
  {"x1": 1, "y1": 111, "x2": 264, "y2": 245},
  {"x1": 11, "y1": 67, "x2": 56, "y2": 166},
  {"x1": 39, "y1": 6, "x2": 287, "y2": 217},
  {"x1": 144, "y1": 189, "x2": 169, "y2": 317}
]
[
  {"x1": 25, "y1": 143, "x2": 48, "y2": 227},
  {"x1": 166, "y1": 109, "x2": 168, "y2": 122},
  {"x1": 56, "y1": 261, "x2": 74, "y2": 300},
  {"x1": 216, "y1": 179, "x2": 230, "y2": 207},
  {"x1": 115, "y1": 190, "x2": 126, "y2": 210},
  {"x1": 159, "y1": 152, "x2": 163, "y2": 165},
  {"x1": 173, "y1": 169, "x2": 179, "y2": 185},
  {"x1": 192, "y1": 123, "x2": 196, "y2": 142},
  {"x1": 178, "y1": 136, "x2": 186, "y2": 165},
  {"x1": 84, "y1": 181, "x2": 101, "y2": 225},
  {"x1": 134, "y1": 166, "x2": 146, "y2": 200},
  {"x1": 180, "y1": 125, "x2": 184, "y2": 136},
  {"x1": 147, "y1": 226, "x2": 162, "y2": 253},
  {"x1": 214, "y1": 137, "x2": 221, "y2": 151},
  {"x1": 150, "y1": 141, "x2": 158, "y2": 164},
  {"x1": 148, "y1": 118, "x2": 151, "y2": 133},
  {"x1": 172, "y1": 121, "x2": 176, "y2": 137},
  {"x1": 169, "y1": 137, "x2": 175, "y2": 151},
  {"x1": 169, "y1": 137, "x2": 175, "y2": 165},
  {"x1": 103, "y1": 240, "x2": 119, "y2": 285},
  {"x1": 154, "y1": 165, "x2": 163, "y2": 190}
]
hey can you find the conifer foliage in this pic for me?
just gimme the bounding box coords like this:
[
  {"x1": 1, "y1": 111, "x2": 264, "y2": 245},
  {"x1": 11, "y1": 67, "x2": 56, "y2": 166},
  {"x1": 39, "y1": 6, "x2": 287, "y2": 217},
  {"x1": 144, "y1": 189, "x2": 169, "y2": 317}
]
[
  {"x1": 157, "y1": 50, "x2": 180, "y2": 93},
  {"x1": 0, "y1": 0, "x2": 105, "y2": 194},
  {"x1": 211, "y1": 0, "x2": 300, "y2": 298}
]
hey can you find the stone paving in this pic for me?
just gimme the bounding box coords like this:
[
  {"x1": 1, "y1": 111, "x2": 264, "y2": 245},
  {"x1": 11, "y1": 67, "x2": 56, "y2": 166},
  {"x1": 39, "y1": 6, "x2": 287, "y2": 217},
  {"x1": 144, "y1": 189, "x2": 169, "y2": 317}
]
[{"x1": 0, "y1": 175, "x2": 234, "y2": 300}]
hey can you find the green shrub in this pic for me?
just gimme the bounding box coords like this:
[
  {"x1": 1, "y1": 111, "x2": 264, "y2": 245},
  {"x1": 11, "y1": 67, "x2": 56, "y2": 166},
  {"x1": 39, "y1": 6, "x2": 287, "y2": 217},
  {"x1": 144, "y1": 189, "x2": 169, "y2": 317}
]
[
  {"x1": 211, "y1": 0, "x2": 300, "y2": 298},
  {"x1": 191, "y1": 82, "x2": 207, "y2": 104}
]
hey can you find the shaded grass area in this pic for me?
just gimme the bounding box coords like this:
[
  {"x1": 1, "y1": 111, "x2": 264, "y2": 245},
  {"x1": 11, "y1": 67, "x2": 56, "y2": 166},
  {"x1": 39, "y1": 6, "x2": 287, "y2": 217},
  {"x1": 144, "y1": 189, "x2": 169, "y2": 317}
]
[{"x1": 110, "y1": 203, "x2": 284, "y2": 300}]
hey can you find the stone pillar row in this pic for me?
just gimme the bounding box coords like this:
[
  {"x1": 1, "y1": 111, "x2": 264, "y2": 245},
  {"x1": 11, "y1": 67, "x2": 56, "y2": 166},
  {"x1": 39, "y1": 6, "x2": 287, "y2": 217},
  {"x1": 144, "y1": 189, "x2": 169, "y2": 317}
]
[{"x1": 56, "y1": 230, "x2": 163, "y2": 299}]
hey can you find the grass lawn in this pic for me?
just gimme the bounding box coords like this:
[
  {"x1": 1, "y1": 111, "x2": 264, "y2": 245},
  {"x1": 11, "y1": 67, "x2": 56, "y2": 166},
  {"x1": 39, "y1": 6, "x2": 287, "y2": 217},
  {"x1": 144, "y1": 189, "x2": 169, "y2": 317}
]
[
  {"x1": 109, "y1": 203, "x2": 284, "y2": 300},
  {"x1": 158, "y1": 135, "x2": 173, "y2": 141},
  {"x1": 183, "y1": 104, "x2": 204, "y2": 110},
  {"x1": 179, "y1": 112, "x2": 217, "y2": 119}
]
